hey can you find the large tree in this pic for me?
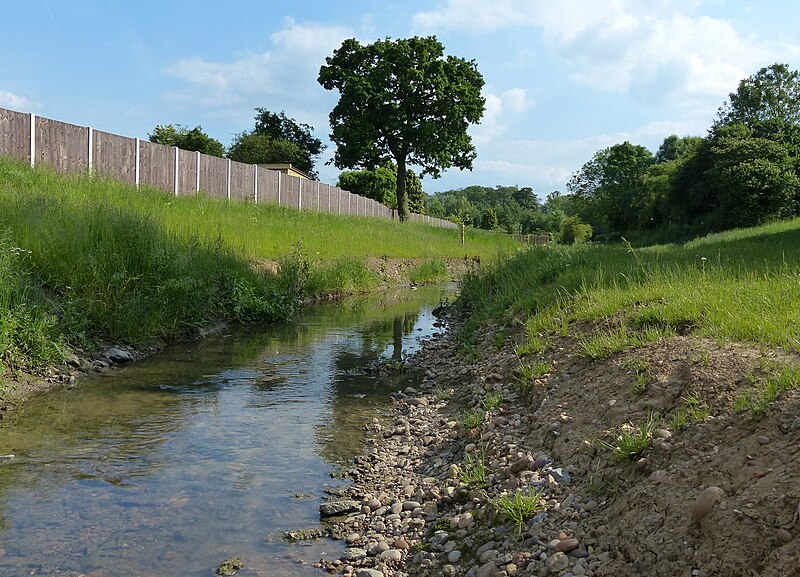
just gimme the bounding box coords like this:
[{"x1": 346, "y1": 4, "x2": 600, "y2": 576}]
[
  {"x1": 227, "y1": 109, "x2": 325, "y2": 178},
  {"x1": 337, "y1": 165, "x2": 425, "y2": 213},
  {"x1": 318, "y1": 36, "x2": 485, "y2": 220},
  {"x1": 148, "y1": 124, "x2": 225, "y2": 157}
]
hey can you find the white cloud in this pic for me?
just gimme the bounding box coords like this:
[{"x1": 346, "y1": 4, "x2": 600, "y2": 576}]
[
  {"x1": 165, "y1": 19, "x2": 354, "y2": 109},
  {"x1": 413, "y1": 1, "x2": 800, "y2": 109},
  {"x1": 0, "y1": 90, "x2": 34, "y2": 111},
  {"x1": 471, "y1": 88, "x2": 533, "y2": 145}
]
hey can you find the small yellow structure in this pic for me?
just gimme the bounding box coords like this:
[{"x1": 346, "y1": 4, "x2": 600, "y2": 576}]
[{"x1": 258, "y1": 163, "x2": 312, "y2": 180}]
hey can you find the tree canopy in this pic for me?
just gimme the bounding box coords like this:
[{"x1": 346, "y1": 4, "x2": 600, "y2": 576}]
[
  {"x1": 318, "y1": 36, "x2": 485, "y2": 220},
  {"x1": 336, "y1": 165, "x2": 425, "y2": 213},
  {"x1": 148, "y1": 124, "x2": 225, "y2": 157},
  {"x1": 227, "y1": 109, "x2": 324, "y2": 178}
]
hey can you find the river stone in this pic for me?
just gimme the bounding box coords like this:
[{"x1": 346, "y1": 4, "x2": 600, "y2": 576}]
[
  {"x1": 320, "y1": 500, "x2": 360, "y2": 516},
  {"x1": 479, "y1": 549, "x2": 499, "y2": 563},
  {"x1": 105, "y1": 347, "x2": 134, "y2": 363},
  {"x1": 448, "y1": 550, "x2": 462, "y2": 563},
  {"x1": 476, "y1": 561, "x2": 500, "y2": 577},
  {"x1": 475, "y1": 541, "x2": 497, "y2": 558},
  {"x1": 379, "y1": 549, "x2": 403, "y2": 561},
  {"x1": 554, "y1": 538, "x2": 579, "y2": 553},
  {"x1": 355, "y1": 570, "x2": 384, "y2": 577},
  {"x1": 691, "y1": 486, "x2": 725, "y2": 522},
  {"x1": 216, "y1": 557, "x2": 244, "y2": 576},
  {"x1": 776, "y1": 529, "x2": 793, "y2": 544},
  {"x1": 545, "y1": 552, "x2": 570, "y2": 574},
  {"x1": 548, "y1": 468, "x2": 572, "y2": 485},
  {"x1": 342, "y1": 548, "x2": 367, "y2": 561}
]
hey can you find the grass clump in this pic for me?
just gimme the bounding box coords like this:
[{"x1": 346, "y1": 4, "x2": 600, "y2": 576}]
[
  {"x1": 735, "y1": 363, "x2": 800, "y2": 415},
  {"x1": 669, "y1": 392, "x2": 711, "y2": 429},
  {"x1": 623, "y1": 357, "x2": 651, "y2": 393},
  {"x1": 516, "y1": 359, "x2": 551, "y2": 390},
  {"x1": 492, "y1": 489, "x2": 546, "y2": 534},
  {"x1": 408, "y1": 258, "x2": 449, "y2": 284},
  {"x1": 595, "y1": 413, "x2": 660, "y2": 461},
  {"x1": 459, "y1": 451, "x2": 489, "y2": 488},
  {"x1": 482, "y1": 391, "x2": 504, "y2": 411},
  {"x1": 461, "y1": 409, "x2": 484, "y2": 431}
]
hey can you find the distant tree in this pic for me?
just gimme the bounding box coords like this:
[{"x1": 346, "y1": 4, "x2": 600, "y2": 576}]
[
  {"x1": 568, "y1": 141, "x2": 654, "y2": 234},
  {"x1": 715, "y1": 63, "x2": 800, "y2": 149},
  {"x1": 148, "y1": 124, "x2": 225, "y2": 157},
  {"x1": 558, "y1": 215, "x2": 593, "y2": 244},
  {"x1": 227, "y1": 132, "x2": 307, "y2": 168},
  {"x1": 654, "y1": 135, "x2": 703, "y2": 164},
  {"x1": 319, "y1": 36, "x2": 485, "y2": 220},
  {"x1": 480, "y1": 208, "x2": 500, "y2": 230},
  {"x1": 226, "y1": 109, "x2": 324, "y2": 178}
]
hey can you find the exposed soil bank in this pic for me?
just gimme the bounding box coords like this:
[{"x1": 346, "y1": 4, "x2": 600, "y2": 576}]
[{"x1": 315, "y1": 310, "x2": 800, "y2": 577}]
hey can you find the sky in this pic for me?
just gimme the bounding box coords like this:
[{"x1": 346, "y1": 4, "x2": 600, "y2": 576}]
[{"x1": 3, "y1": 1, "x2": 800, "y2": 197}]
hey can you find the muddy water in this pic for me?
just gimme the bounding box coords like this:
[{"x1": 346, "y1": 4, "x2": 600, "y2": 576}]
[{"x1": 0, "y1": 285, "x2": 454, "y2": 577}]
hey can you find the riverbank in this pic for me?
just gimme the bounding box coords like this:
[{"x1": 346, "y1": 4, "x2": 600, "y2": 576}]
[{"x1": 314, "y1": 307, "x2": 799, "y2": 576}]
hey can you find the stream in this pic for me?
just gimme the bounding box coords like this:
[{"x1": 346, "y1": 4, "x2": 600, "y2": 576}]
[{"x1": 0, "y1": 284, "x2": 455, "y2": 577}]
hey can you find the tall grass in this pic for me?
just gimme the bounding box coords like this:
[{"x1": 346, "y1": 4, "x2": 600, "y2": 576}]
[
  {"x1": 459, "y1": 219, "x2": 800, "y2": 353},
  {"x1": 0, "y1": 158, "x2": 514, "y2": 372}
]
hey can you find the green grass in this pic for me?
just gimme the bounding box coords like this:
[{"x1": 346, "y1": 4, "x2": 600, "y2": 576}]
[
  {"x1": 669, "y1": 392, "x2": 711, "y2": 428},
  {"x1": 408, "y1": 258, "x2": 449, "y2": 284},
  {"x1": 491, "y1": 489, "x2": 546, "y2": 534},
  {"x1": 595, "y1": 413, "x2": 660, "y2": 461},
  {"x1": 458, "y1": 218, "x2": 800, "y2": 355},
  {"x1": 515, "y1": 358, "x2": 551, "y2": 390},
  {"x1": 459, "y1": 451, "x2": 489, "y2": 488},
  {"x1": 460, "y1": 409, "x2": 484, "y2": 430},
  {"x1": 482, "y1": 391, "x2": 504, "y2": 411},
  {"x1": 735, "y1": 363, "x2": 800, "y2": 415},
  {"x1": 0, "y1": 159, "x2": 514, "y2": 373}
]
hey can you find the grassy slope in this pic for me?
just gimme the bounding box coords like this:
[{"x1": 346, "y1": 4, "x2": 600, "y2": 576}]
[
  {"x1": 459, "y1": 218, "x2": 800, "y2": 355},
  {"x1": 0, "y1": 159, "x2": 514, "y2": 373}
]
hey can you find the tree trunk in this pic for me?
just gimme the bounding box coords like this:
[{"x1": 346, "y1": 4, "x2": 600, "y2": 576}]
[{"x1": 396, "y1": 157, "x2": 409, "y2": 221}]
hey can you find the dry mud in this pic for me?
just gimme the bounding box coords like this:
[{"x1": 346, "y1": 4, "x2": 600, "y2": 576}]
[{"x1": 316, "y1": 311, "x2": 800, "y2": 577}]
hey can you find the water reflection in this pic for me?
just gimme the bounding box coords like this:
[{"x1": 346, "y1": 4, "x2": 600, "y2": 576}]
[{"x1": 0, "y1": 284, "x2": 453, "y2": 577}]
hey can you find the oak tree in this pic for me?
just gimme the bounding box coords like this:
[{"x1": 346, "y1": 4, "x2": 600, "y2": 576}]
[{"x1": 318, "y1": 36, "x2": 485, "y2": 220}]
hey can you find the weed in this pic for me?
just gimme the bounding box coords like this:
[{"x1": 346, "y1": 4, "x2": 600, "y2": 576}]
[
  {"x1": 595, "y1": 413, "x2": 660, "y2": 461},
  {"x1": 735, "y1": 363, "x2": 800, "y2": 415},
  {"x1": 460, "y1": 409, "x2": 484, "y2": 431},
  {"x1": 516, "y1": 359, "x2": 551, "y2": 390},
  {"x1": 586, "y1": 469, "x2": 619, "y2": 500},
  {"x1": 483, "y1": 392, "x2": 504, "y2": 411},
  {"x1": 431, "y1": 385, "x2": 450, "y2": 402},
  {"x1": 492, "y1": 489, "x2": 546, "y2": 534},
  {"x1": 459, "y1": 451, "x2": 489, "y2": 488},
  {"x1": 623, "y1": 357, "x2": 651, "y2": 394}
]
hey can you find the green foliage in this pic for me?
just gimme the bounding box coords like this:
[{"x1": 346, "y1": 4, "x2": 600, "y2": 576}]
[
  {"x1": 558, "y1": 215, "x2": 593, "y2": 244},
  {"x1": 623, "y1": 358, "x2": 651, "y2": 393},
  {"x1": 337, "y1": 166, "x2": 397, "y2": 206},
  {"x1": 669, "y1": 392, "x2": 710, "y2": 428},
  {"x1": 408, "y1": 258, "x2": 449, "y2": 284},
  {"x1": 491, "y1": 489, "x2": 546, "y2": 534},
  {"x1": 227, "y1": 109, "x2": 324, "y2": 178},
  {"x1": 480, "y1": 208, "x2": 500, "y2": 230},
  {"x1": 735, "y1": 363, "x2": 800, "y2": 415},
  {"x1": 319, "y1": 36, "x2": 485, "y2": 220},
  {"x1": 482, "y1": 391, "x2": 504, "y2": 411},
  {"x1": 460, "y1": 409, "x2": 484, "y2": 430},
  {"x1": 149, "y1": 124, "x2": 225, "y2": 157},
  {"x1": 459, "y1": 451, "x2": 489, "y2": 488},
  {"x1": 595, "y1": 413, "x2": 660, "y2": 461},
  {"x1": 516, "y1": 359, "x2": 551, "y2": 390}
]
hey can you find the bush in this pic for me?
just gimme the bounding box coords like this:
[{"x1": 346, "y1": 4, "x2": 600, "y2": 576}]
[{"x1": 558, "y1": 216, "x2": 593, "y2": 244}]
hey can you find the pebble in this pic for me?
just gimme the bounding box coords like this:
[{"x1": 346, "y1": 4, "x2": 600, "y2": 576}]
[
  {"x1": 546, "y1": 552, "x2": 570, "y2": 573},
  {"x1": 555, "y1": 538, "x2": 580, "y2": 553},
  {"x1": 448, "y1": 550, "x2": 462, "y2": 563},
  {"x1": 355, "y1": 569, "x2": 384, "y2": 577},
  {"x1": 379, "y1": 549, "x2": 403, "y2": 561},
  {"x1": 776, "y1": 529, "x2": 793, "y2": 544},
  {"x1": 320, "y1": 500, "x2": 360, "y2": 516},
  {"x1": 691, "y1": 486, "x2": 725, "y2": 522}
]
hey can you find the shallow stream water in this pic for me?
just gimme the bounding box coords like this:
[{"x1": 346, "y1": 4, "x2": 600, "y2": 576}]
[{"x1": 0, "y1": 284, "x2": 454, "y2": 577}]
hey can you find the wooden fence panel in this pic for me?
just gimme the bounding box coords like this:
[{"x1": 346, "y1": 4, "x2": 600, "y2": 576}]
[
  {"x1": 0, "y1": 109, "x2": 30, "y2": 163},
  {"x1": 257, "y1": 168, "x2": 279, "y2": 204},
  {"x1": 230, "y1": 161, "x2": 254, "y2": 202},
  {"x1": 93, "y1": 130, "x2": 136, "y2": 184},
  {"x1": 35, "y1": 116, "x2": 88, "y2": 173},
  {"x1": 320, "y1": 183, "x2": 333, "y2": 214},
  {"x1": 138, "y1": 140, "x2": 173, "y2": 191},
  {"x1": 300, "y1": 179, "x2": 318, "y2": 211},
  {"x1": 177, "y1": 149, "x2": 198, "y2": 196},
  {"x1": 281, "y1": 174, "x2": 300, "y2": 208},
  {"x1": 199, "y1": 154, "x2": 227, "y2": 199}
]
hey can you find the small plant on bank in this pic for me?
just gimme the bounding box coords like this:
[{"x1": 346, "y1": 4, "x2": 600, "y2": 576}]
[
  {"x1": 595, "y1": 412, "x2": 660, "y2": 461},
  {"x1": 735, "y1": 363, "x2": 800, "y2": 415},
  {"x1": 516, "y1": 358, "x2": 552, "y2": 390},
  {"x1": 431, "y1": 385, "x2": 450, "y2": 402},
  {"x1": 492, "y1": 489, "x2": 546, "y2": 535},
  {"x1": 668, "y1": 392, "x2": 710, "y2": 430},
  {"x1": 586, "y1": 469, "x2": 620, "y2": 500},
  {"x1": 460, "y1": 409, "x2": 484, "y2": 431},
  {"x1": 483, "y1": 391, "x2": 504, "y2": 411},
  {"x1": 459, "y1": 451, "x2": 489, "y2": 488},
  {"x1": 408, "y1": 258, "x2": 449, "y2": 284},
  {"x1": 622, "y1": 357, "x2": 651, "y2": 394}
]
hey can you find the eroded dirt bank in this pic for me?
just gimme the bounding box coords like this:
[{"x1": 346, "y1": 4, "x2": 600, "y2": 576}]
[{"x1": 315, "y1": 310, "x2": 800, "y2": 577}]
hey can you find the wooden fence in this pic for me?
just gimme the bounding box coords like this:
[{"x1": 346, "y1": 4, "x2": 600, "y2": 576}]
[{"x1": 0, "y1": 107, "x2": 457, "y2": 229}]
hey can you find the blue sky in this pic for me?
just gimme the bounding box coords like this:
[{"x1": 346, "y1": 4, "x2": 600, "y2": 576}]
[{"x1": 3, "y1": 1, "x2": 800, "y2": 196}]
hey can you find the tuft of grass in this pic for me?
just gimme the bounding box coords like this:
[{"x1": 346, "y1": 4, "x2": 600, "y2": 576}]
[
  {"x1": 460, "y1": 409, "x2": 484, "y2": 431},
  {"x1": 459, "y1": 451, "x2": 489, "y2": 488},
  {"x1": 516, "y1": 359, "x2": 552, "y2": 390},
  {"x1": 586, "y1": 469, "x2": 619, "y2": 500},
  {"x1": 595, "y1": 413, "x2": 660, "y2": 461},
  {"x1": 482, "y1": 391, "x2": 504, "y2": 411},
  {"x1": 408, "y1": 258, "x2": 449, "y2": 284},
  {"x1": 623, "y1": 357, "x2": 651, "y2": 394},
  {"x1": 735, "y1": 363, "x2": 800, "y2": 415},
  {"x1": 492, "y1": 489, "x2": 546, "y2": 534}
]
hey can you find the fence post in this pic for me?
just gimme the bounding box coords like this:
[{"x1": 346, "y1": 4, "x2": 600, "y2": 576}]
[
  {"x1": 226, "y1": 158, "x2": 231, "y2": 201},
  {"x1": 195, "y1": 151, "x2": 201, "y2": 193},
  {"x1": 298, "y1": 179, "x2": 302, "y2": 210},
  {"x1": 87, "y1": 126, "x2": 93, "y2": 175},
  {"x1": 29, "y1": 113, "x2": 36, "y2": 168},
  {"x1": 134, "y1": 138, "x2": 140, "y2": 187},
  {"x1": 316, "y1": 181, "x2": 320, "y2": 211},
  {"x1": 277, "y1": 173, "x2": 282, "y2": 205},
  {"x1": 253, "y1": 165, "x2": 258, "y2": 203},
  {"x1": 173, "y1": 146, "x2": 179, "y2": 196}
]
